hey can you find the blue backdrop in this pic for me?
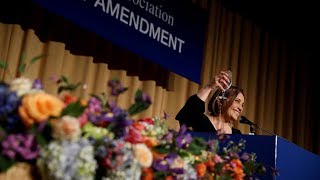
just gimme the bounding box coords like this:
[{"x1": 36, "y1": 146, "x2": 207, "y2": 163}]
[{"x1": 32, "y1": 0, "x2": 208, "y2": 84}]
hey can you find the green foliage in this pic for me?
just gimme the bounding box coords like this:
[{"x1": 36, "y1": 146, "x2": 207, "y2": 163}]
[
  {"x1": 27, "y1": 124, "x2": 49, "y2": 147},
  {"x1": 61, "y1": 101, "x2": 87, "y2": 117},
  {"x1": 30, "y1": 54, "x2": 45, "y2": 65},
  {"x1": 0, "y1": 50, "x2": 45, "y2": 77},
  {"x1": 187, "y1": 137, "x2": 207, "y2": 155},
  {"x1": 18, "y1": 51, "x2": 27, "y2": 74},
  {"x1": 152, "y1": 144, "x2": 172, "y2": 154},
  {"x1": 57, "y1": 75, "x2": 82, "y2": 94},
  {"x1": 243, "y1": 154, "x2": 266, "y2": 176},
  {"x1": 0, "y1": 125, "x2": 6, "y2": 141},
  {"x1": 0, "y1": 154, "x2": 15, "y2": 172},
  {"x1": 0, "y1": 60, "x2": 8, "y2": 69},
  {"x1": 128, "y1": 89, "x2": 150, "y2": 116}
]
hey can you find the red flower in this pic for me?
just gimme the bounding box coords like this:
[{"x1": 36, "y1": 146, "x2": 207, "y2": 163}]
[
  {"x1": 138, "y1": 118, "x2": 154, "y2": 125},
  {"x1": 132, "y1": 122, "x2": 146, "y2": 131},
  {"x1": 125, "y1": 126, "x2": 145, "y2": 144},
  {"x1": 62, "y1": 93, "x2": 77, "y2": 105}
]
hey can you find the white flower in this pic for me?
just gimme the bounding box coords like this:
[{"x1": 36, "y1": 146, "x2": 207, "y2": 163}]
[
  {"x1": 170, "y1": 156, "x2": 185, "y2": 169},
  {"x1": 132, "y1": 143, "x2": 153, "y2": 168},
  {"x1": 10, "y1": 77, "x2": 33, "y2": 97},
  {"x1": 51, "y1": 116, "x2": 81, "y2": 141},
  {"x1": 37, "y1": 139, "x2": 97, "y2": 180}
]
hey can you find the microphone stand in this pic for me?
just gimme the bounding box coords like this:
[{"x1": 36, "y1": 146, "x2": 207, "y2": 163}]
[
  {"x1": 249, "y1": 125, "x2": 255, "y2": 135},
  {"x1": 251, "y1": 124, "x2": 293, "y2": 143},
  {"x1": 240, "y1": 116, "x2": 293, "y2": 143},
  {"x1": 250, "y1": 124, "x2": 278, "y2": 136}
]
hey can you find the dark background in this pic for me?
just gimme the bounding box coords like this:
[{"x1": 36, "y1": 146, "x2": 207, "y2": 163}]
[
  {"x1": 221, "y1": 0, "x2": 318, "y2": 154},
  {"x1": 222, "y1": 0, "x2": 318, "y2": 47}
]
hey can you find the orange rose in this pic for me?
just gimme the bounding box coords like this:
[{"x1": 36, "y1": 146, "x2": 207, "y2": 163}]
[
  {"x1": 19, "y1": 92, "x2": 64, "y2": 127},
  {"x1": 205, "y1": 160, "x2": 215, "y2": 172},
  {"x1": 196, "y1": 163, "x2": 207, "y2": 178},
  {"x1": 80, "y1": 98, "x2": 87, "y2": 106},
  {"x1": 144, "y1": 137, "x2": 159, "y2": 148},
  {"x1": 141, "y1": 168, "x2": 153, "y2": 180},
  {"x1": 224, "y1": 159, "x2": 245, "y2": 180}
]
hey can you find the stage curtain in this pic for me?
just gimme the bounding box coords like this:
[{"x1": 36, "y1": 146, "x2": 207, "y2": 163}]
[
  {"x1": 0, "y1": 0, "x2": 318, "y2": 155},
  {"x1": 197, "y1": 0, "x2": 317, "y2": 154}
]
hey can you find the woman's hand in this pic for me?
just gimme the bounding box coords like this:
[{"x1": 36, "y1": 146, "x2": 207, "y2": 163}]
[
  {"x1": 197, "y1": 70, "x2": 232, "y2": 102},
  {"x1": 207, "y1": 70, "x2": 232, "y2": 91}
]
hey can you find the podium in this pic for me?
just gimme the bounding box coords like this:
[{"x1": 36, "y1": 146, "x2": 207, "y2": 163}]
[{"x1": 190, "y1": 133, "x2": 320, "y2": 180}]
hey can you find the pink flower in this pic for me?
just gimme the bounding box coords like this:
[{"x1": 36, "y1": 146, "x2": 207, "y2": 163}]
[
  {"x1": 214, "y1": 154, "x2": 224, "y2": 163},
  {"x1": 77, "y1": 109, "x2": 89, "y2": 127}
]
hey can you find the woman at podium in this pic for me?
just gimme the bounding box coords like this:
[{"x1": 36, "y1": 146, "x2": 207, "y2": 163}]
[{"x1": 175, "y1": 70, "x2": 244, "y2": 134}]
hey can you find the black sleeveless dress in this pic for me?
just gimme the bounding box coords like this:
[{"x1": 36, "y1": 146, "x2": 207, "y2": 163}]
[{"x1": 175, "y1": 94, "x2": 242, "y2": 134}]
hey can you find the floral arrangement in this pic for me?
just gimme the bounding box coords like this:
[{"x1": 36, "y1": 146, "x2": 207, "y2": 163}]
[{"x1": 0, "y1": 54, "x2": 266, "y2": 179}]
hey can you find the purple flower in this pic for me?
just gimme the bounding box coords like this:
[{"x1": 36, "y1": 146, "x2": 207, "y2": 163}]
[
  {"x1": 0, "y1": 83, "x2": 22, "y2": 132},
  {"x1": 1, "y1": 134, "x2": 40, "y2": 160},
  {"x1": 49, "y1": 74, "x2": 59, "y2": 83},
  {"x1": 163, "y1": 131, "x2": 174, "y2": 143},
  {"x1": 6, "y1": 114, "x2": 24, "y2": 132},
  {"x1": 216, "y1": 131, "x2": 230, "y2": 142},
  {"x1": 175, "y1": 125, "x2": 192, "y2": 149},
  {"x1": 163, "y1": 111, "x2": 170, "y2": 119},
  {"x1": 153, "y1": 159, "x2": 169, "y2": 171},
  {"x1": 229, "y1": 152, "x2": 239, "y2": 158},
  {"x1": 86, "y1": 96, "x2": 132, "y2": 137},
  {"x1": 135, "y1": 91, "x2": 152, "y2": 105},
  {"x1": 165, "y1": 153, "x2": 178, "y2": 164},
  {"x1": 108, "y1": 79, "x2": 128, "y2": 96},
  {"x1": 0, "y1": 83, "x2": 20, "y2": 117},
  {"x1": 241, "y1": 152, "x2": 250, "y2": 160},
  {"x1": 206, "y1": 139, "x2": 218, "y2": 151},
  {"x1": 178, "y1": 124, "x2": 187, "y2": 135},
  {"x1": 108, "y1": 100, "x2": 117, "y2": 110},
  {"x1": 88, "y1": 97, "x2": 102, "y2": 113},
  {"x1": 86, "y1": 97, "x2": 105, "y2": 125},
  {"x1": 162, "y1": 153, "x2": 185, "y2": 175},
  {"x1": 175, "y1": 133, "x2": 192, "y2": 149},
  {"x1": 110, "y1": 109, "x2": 133, "y2": 138},
  {"x1": 32, "y1": 79, "x2": 43, "y2": 89},
  {"x1": 170, "y1": 167, "x2": 184, "y2": 174}
]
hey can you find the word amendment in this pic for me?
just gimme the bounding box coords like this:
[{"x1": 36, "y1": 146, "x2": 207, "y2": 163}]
[{"x1": 93, "y1": 0, "x2": 186, "y2": 53}]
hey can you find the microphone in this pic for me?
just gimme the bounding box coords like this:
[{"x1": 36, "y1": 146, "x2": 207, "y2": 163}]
[
  {"x1": 239, "y1": 116, "x2": 255, "y2": 126},
  {"x1": 240, "y1": 116, "x2": 277, "y2": 136}
]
